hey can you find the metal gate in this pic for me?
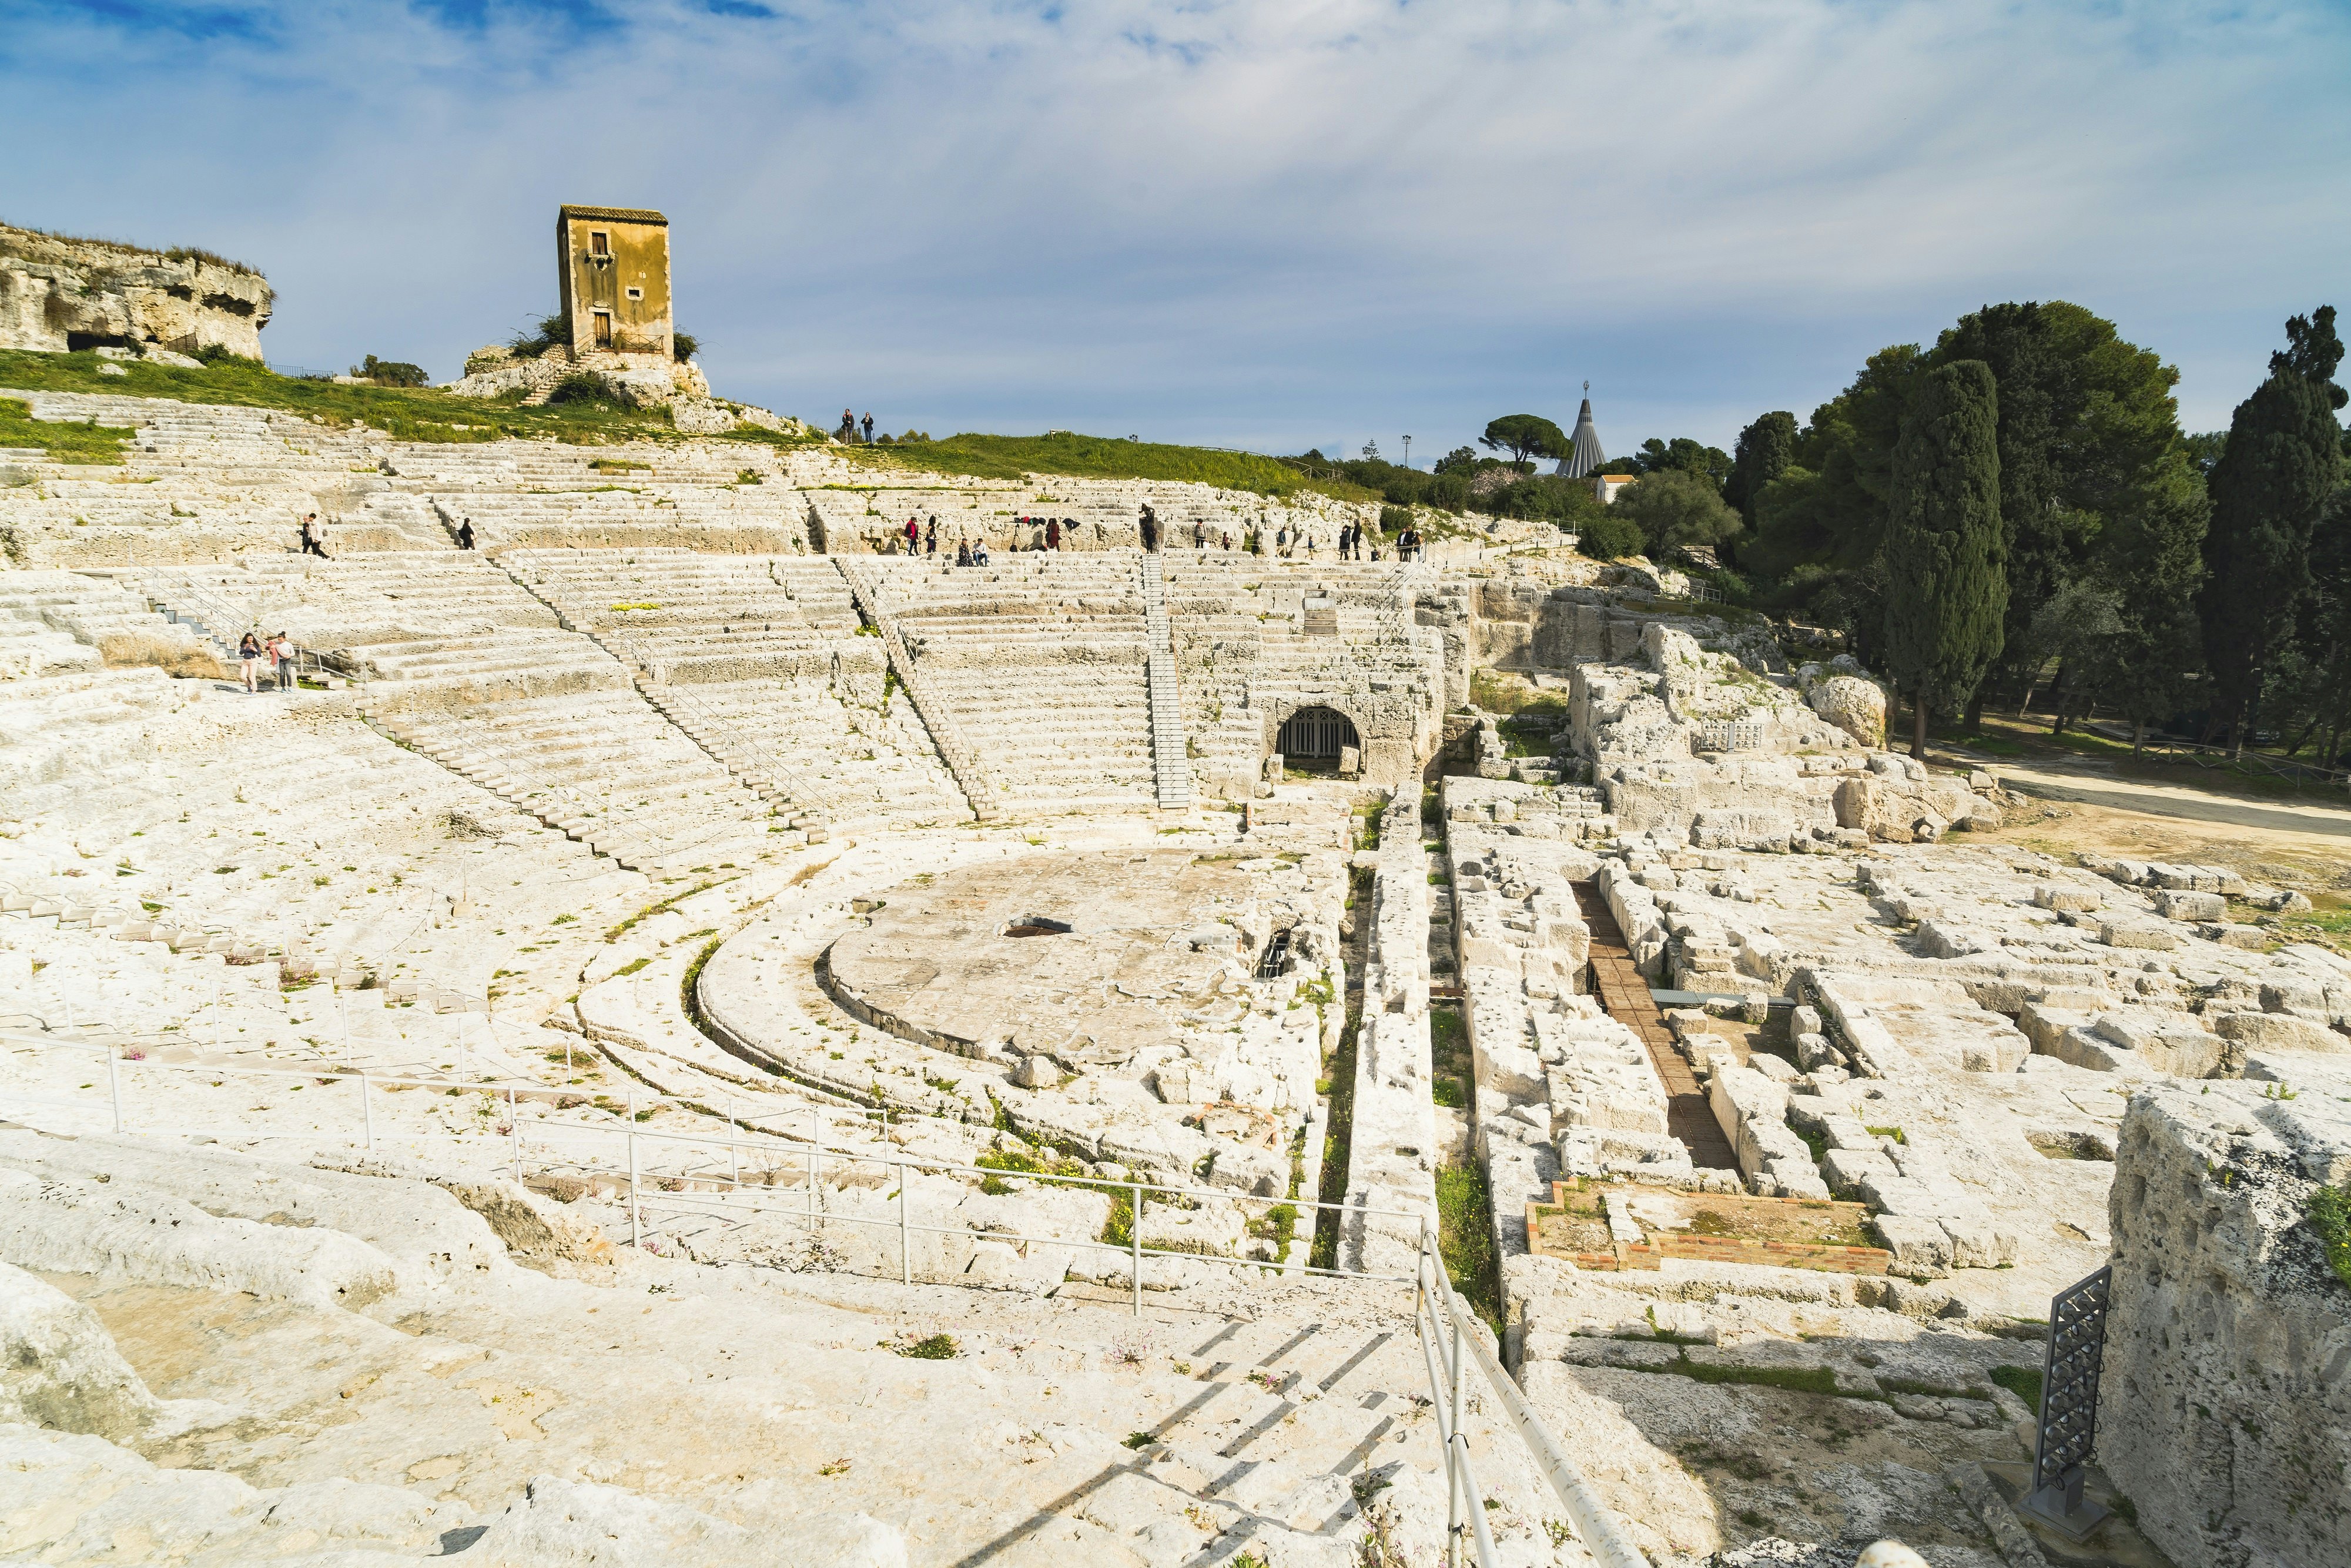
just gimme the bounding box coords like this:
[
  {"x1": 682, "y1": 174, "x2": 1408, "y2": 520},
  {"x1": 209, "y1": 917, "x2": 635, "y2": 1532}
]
[
  {"x1": 1278, "y1": 706, "x2": 1358, "y2": 759},
  {"x1": 2022, "y1": 1264, "x2": 2113, "y2": 1536}
]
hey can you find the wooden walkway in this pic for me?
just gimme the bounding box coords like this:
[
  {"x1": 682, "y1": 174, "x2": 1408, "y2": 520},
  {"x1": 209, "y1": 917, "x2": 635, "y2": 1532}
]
[{"x1": 1573, "y1": 881, "x2": 1740, "y2": 1170}]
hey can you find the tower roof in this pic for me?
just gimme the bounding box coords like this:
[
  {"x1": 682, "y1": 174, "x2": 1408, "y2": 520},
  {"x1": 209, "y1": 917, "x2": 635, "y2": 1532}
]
[
  {"x1": 1558, "y1": 396, "x2": 1605, "y2": 479},
  {"x1": 558, "y1": 205, "x2": 668, "y2": 226}
]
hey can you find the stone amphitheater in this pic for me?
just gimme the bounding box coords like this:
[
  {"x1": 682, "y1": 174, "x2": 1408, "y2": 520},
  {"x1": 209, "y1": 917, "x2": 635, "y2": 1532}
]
[{"x1": 1, "y1": 381, "x2": 2346, "y2": 1568}]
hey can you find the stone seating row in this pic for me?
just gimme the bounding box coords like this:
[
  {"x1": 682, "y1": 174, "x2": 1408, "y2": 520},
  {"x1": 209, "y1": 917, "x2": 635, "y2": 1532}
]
[
  {"x1": 643, "y1": 677, "x2": 971, "y2": 833},
  {"x1": 913, "y1": 659, "x2": 1157, "y2": 813},
  {"x1": 383, "y1": 689, "x2": 781, "y2": 873}
]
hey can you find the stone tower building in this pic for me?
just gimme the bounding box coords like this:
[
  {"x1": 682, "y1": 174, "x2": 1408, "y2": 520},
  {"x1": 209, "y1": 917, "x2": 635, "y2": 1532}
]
[{"x1": 556, "y1": 206, "x2": 671, "y2": 360}]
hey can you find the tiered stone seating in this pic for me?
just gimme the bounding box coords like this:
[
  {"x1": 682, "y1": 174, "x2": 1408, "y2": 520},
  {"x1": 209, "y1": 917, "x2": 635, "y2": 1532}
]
[
  {"x1": 861, "y1": 555, "x2": 1158, "y2": 816},
  {"x1": 138, "y1": 552, "x2": 624, "y2": 701},
  {"x1": 427, "y1": 489, "x2": 810, "y2": 553},
  {"x1": 383, "y1": 689, "x2": 781, "y2": 873},
  {"x1": 644, "y1": 678, "x2": 970, "y2": 833},
  {"x1": 504, "y1": 547, "x2": 847, "y2": 679},
  {"x1": 0, "y1": 570, "x2": 205, "y2": 676}
]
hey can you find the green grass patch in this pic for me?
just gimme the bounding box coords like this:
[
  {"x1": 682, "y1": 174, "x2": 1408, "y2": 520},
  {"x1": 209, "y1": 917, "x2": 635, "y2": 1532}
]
[
  {"x1": 1308, "y1": 870, "x2": 1372, "y2": 1274},
  {"x1": 1435, "y1": 1160, "x2": 1502, "y2": 1335},
  {"x1": 892, "y1": 1333, "x2": 958, "y2": 1359},
  {"x1": 2310, "y1": 1182, "x2": 2351, "y2": 1292},
  {"x1": 1469, "y1": 668, "x2": 1570, "y2": 719},
  {"x1": 0, "y1": 394, "x2": 133, "y2": 464},
  {"x1": 1989, "y1": 1363, "x2": 2045, "y2": 1411}
]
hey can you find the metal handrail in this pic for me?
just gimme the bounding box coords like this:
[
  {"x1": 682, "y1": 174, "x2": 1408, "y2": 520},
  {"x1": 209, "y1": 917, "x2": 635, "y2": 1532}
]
[{"x1": 1413, "y1": 1223, "x2": 1647, "y2": 1568}]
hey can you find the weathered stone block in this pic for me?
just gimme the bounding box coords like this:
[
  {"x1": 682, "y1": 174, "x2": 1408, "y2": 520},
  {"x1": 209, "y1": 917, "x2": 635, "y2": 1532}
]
[
  {"x1": 2150, "y1": 889, "x2": 2227, "y2": 922},
  {"x1": 1866, "y1": 1214, "x2": 1951, "y2": 1276},
  {"x1": 2209, "y1": 1010, "x2": 2345, "y2": 1054}
]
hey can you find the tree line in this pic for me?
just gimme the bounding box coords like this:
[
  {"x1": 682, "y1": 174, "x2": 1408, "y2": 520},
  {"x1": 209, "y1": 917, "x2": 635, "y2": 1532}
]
[
  {"x1": 1606, "y1": 303, "x2": 2346, "y2": 765},
  {"x1": 1733, "y1": 303, "x2": 2346, "y2": 762}
]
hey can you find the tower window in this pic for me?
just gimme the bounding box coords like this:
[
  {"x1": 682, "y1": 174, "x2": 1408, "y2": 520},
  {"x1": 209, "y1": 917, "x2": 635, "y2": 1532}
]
[
  {"x1": 590, "y1": 230, "x2": 609, "y2": 257},
  {"x1": 625, "y1": 287, "x2": 642, "y2": 300}
]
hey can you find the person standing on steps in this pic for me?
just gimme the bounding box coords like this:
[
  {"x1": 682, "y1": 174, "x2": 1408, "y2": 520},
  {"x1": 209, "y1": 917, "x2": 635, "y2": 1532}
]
[
  {"x1": 1046, "y1": 517, "x2": 1060, "y2": 551},
  {"x1": 861, "y1": 412, "x2": 875, "y2": 443},
  {"x1": 456, "y1": 517, "x2": 475, "y2": 551},
  {"x1": 1138, "y1": 504, "x2": 1158, "y2": 553},
  {"x1": 237, "y1": 631, "x2": 263, "y2": 693},
  {"x1": 905, "y1": 516, "x2": 920, "y2": 554},
  {"x1": 272, "y1": 631, "x2": 297, "y2": 692},
  {"x1": 925, "y1": 517, "x2": 938, "y2": 555},
  {"x1": 299, "y1": 514, "x2": 326, "y2": 557}
]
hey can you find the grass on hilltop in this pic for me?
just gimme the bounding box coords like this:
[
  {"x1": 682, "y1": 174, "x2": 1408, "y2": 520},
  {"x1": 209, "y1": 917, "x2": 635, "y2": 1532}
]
[
  {"x1": 0, "y1": 349, "x2": 817, "y2": 451},
  {"x1": 833, "y1": 430, "x2": 1380, "y2": 502},
  {"x1": 0, "y1": 350, "x2": 1375, "y2": 501}
]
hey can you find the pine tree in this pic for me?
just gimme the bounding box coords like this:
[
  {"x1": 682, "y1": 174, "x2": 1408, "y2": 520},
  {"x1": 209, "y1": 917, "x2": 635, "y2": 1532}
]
[
  {"x1": 1883, "y1": 360, "x2": 2007, "y2": 758},
  {"x1": 1933, "y1": 301, "x2": 2183, "y2": 729},
  {"x1": 2089, "y1": 448, "x2": 2209, "y2": 748},
  {"x1": 2199, "y1": 306, "x2": 2347, "y2": 753}
]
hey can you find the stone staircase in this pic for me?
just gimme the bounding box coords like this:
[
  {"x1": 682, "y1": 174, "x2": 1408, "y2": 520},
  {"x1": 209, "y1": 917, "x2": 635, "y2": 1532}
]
[{"x1": 1138, "y1": 552, "x2": 1193, "y2": 810}]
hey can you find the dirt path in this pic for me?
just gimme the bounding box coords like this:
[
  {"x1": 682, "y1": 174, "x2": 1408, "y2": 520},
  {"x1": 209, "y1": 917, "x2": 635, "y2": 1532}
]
[{"x1": 1977, "y1": 751, "x2": 2351, "y2": 840}]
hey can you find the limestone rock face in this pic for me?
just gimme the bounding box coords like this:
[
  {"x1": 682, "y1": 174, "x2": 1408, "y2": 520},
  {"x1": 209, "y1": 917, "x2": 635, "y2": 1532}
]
[
  {"x1": 1806, "y1": 676, "x2": 1886, "y2": 748},
  {"x1": 0, "y1": 222, "x2": 273, "y2": 359},
  {"x1": 2098, "y1": 1084, "x2": 2351, "y2": 1568},
  {"x1": 445, "y1": 344, "x2": 718, "y2": 410},
  {"x1": 469, "y1": 1476, "x2": 907, "y2": 1567},
  {"x1": 0, "y1": 1259, "x2": 162, "y2": 1439}
]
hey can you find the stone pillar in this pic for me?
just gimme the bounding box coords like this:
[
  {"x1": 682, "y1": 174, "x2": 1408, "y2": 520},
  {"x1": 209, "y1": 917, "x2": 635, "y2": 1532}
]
[{"x1": 2097, "y1": 1083, "x2": 2350, "y2": 1568}]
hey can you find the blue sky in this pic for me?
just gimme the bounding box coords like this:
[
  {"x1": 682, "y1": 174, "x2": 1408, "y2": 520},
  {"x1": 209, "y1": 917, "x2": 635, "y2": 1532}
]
[{"x1": 5, "y1": 1, "x2": 2347, "y2": 458}]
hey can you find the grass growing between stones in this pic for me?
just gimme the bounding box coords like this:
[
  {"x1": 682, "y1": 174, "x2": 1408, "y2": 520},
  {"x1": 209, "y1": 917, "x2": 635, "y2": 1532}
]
[
  {"x1": 1429, "y1": 1001, "x2": 1470, "y2": 1108},
  {"x1": 1435, "y1": 1160, "x2": 1502, "y2": 1336},
  {"x1": 2310, "y1": 1182, "x2": 2351, "y2": 1291},
  {"x1": 0, "y1": 394, "x2": 133, "y2": 463},
  {"x1": 1307, "y1": 869, "x2": 1373, "y2": 1274},
  {"x1": 1988, "y1": 1363, "x2": 2044, "y2": 1411}
]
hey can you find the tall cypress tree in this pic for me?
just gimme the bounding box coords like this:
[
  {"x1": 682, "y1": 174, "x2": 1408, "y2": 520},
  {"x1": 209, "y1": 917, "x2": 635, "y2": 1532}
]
[
  {"x1": 1726, "y1": 410, "x2": 1797, "y2": 527},
  {"x1": 1883, "y1": 360, "x2": 2007, "y2": 758},
  {"x1": 2199, "y1": 306, "x2": 2347, "y2": 753}
]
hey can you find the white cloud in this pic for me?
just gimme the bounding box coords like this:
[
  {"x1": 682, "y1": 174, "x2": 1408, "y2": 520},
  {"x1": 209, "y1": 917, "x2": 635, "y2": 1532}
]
[{"x1": 3, "y1": 0, "x2": 2345, "y2": 448}]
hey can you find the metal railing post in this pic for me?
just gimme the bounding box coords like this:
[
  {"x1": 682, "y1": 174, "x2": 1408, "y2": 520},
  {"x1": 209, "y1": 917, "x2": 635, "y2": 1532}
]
[
  {"x1": 106, "y1": 1046, "x2": 123, "y2": 1134},
  {"x1": 628, "y1": 1128, "x2": 641, "y2": 1249},
  {"x1": 1131, "y1": 1181, "x2": 1144, "y2": 1316},
  {"x1": 1448, "y1": 1311, "x2": 1465, "y2": 1567},
  {"x1": 899, "y1": 1160, "x2": 911, "y2": 1285},
  {"x1": 360, "y1": 1072, "x2": 374, "y2": 1152},
  {"x1": 508, "y1": 1088, "x2": 520, "y2": 1179}
]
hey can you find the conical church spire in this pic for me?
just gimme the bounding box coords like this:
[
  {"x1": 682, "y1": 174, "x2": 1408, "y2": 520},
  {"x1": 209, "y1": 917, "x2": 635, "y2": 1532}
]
[{"x1": 1557, "y1": 381, "x2": 1605, "y2": 478}]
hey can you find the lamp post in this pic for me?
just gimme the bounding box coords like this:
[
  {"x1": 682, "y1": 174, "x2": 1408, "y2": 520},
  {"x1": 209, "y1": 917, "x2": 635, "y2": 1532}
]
[{"x1": 1402, "y1": 435, "x2": 1412, "y2": 469}]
